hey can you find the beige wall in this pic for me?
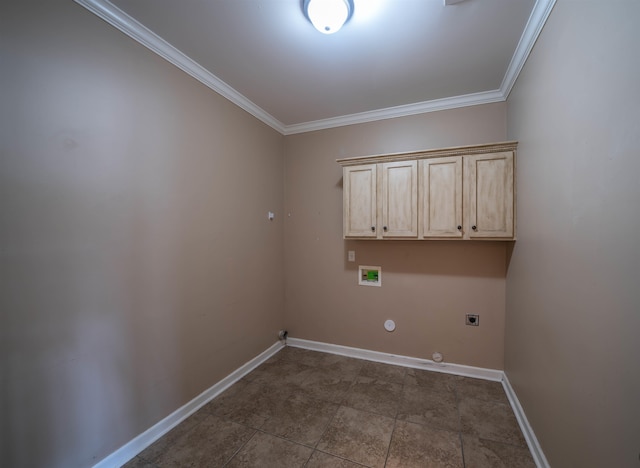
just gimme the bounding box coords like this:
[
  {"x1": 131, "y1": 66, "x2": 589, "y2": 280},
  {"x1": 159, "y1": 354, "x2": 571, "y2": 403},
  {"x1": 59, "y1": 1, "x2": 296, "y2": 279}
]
[
  {"x1": 0, "y1": 1, "x2": 284, "y2": 467},
  {"x1": 505, "y1": 2, "x2": 640, "y2": 467},
  {"x1": 11, "y1": 1, "x2": 638, "y2": 467},
  {"x1": 284, "y1": 104, "x2": 509, "y2": 369}
]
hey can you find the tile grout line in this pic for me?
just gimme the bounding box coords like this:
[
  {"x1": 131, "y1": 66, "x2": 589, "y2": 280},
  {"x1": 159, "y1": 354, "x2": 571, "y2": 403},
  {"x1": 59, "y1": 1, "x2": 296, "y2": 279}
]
[
  {"x1": 382, "y1": 366, "x2": 408, "y2": 467},
  {"x1": 133, "y1": 412, "x2": 210, "y2": 467},
  {"x1": 129, "y1": 347, "x2": 534, "y2": 467},
  {"x1": 453, "y1": 379, "x2": 467, "y2": 468},
  {"x1": 382, "y1": 418, "x2": 399, "y2": 468},
  {"x1": 221, "y1": 427, "x2": 259, "y2": 467},
  {"x1": 303, "y1": 363, "x2": 356, "y2": 466}
]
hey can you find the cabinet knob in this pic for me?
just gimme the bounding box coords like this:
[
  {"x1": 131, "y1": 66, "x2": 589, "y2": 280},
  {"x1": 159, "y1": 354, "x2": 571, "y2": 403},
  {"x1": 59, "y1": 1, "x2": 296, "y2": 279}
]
[
  {"x1": 472, "y1": 225, "x2": 477, "y2": 231},
  {"x1": 383, "y1": 226, "x2": 388, "y2": 231},
  {"x1": 371, "y1": 226, "x2": 375, "y2": 232},
  {"x1": 457, "y1": 225, "x2": 462, "y2": 231}
]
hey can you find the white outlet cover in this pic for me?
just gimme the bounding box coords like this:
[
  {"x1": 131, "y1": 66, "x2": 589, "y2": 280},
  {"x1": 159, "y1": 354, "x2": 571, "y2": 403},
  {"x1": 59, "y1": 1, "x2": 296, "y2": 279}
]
[{"x1": 384, "y1": 319, "x2": 396, "y2": 332}]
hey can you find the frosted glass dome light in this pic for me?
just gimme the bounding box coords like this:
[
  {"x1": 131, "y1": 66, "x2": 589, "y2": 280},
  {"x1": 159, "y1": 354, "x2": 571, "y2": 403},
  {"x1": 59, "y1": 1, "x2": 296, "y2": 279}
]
[{"x1": 304, "y1": 0, "x2": 354, "y2": 35}]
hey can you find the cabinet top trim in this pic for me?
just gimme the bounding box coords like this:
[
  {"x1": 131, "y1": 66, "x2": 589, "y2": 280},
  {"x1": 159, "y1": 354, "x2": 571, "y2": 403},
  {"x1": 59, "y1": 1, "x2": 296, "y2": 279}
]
[{"x1": 336, "y1": 141, "x2": 518, "y2": 166}]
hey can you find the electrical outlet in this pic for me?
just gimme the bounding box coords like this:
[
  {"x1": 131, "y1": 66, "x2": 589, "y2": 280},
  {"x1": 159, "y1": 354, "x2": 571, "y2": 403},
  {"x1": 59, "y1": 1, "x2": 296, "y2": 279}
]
[{"x1": 466, "y1": 314, "x2": 479, "y2": 326}]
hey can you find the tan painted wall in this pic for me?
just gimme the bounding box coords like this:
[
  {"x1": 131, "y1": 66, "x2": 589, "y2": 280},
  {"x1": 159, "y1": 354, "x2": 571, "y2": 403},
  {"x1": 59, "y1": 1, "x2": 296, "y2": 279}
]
[
  {"x1": 505, "y1": 2, "x2": 640, "y2": 467},
  {"x1": 284, "y1": 104, "x2": 509, "y2": 369},
  {"x1": 0, "y1": 1, "x2": 284, "y2": 467}
]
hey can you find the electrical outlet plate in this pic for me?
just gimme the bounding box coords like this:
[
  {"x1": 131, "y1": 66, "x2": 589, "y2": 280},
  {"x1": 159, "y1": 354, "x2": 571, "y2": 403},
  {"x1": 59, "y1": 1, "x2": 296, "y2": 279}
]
[{"x1": 466, "y1": 314, "x2": 479, "y2": 326}]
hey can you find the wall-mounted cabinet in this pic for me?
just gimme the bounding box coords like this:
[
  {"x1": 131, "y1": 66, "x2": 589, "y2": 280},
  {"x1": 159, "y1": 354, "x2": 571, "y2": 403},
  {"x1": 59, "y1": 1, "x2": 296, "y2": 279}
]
[
  {"x1": 338, "y1": 141, "x2": 517, "y2": 240},
  {"x1": 343, "y1": 160, "x2": 418, "y2": 239}
]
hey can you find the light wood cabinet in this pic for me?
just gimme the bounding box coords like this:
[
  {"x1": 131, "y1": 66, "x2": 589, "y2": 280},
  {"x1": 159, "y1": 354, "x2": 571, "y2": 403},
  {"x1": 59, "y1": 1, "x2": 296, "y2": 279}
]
[
  {"x1": 465, "y1": 152, "x2": 514, "y2": 239},
  {"x1": 420, "y1": 156, "x2": 463, "y2": 238},
  {"x1": 343, "y1": 164, "x2": 377, "y2": 238},
  {"x1": 338, "y1": 141, "x2": 516, "y2": 241},
  {"x1": 380, "y1": 161, "x2": 418, "y2": 238},
  {"x1": 343, "y1": 160, "x2": 417, "y2": 239}
]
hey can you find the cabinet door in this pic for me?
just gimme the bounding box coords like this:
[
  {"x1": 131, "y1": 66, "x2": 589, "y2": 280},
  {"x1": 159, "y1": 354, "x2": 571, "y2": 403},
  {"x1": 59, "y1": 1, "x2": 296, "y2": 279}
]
[
  {"x1": 380, "y1": 160, "x2": 418, "y2": 238},
  {"x1": 343, "y1": 164, "x2": 377, "y2": 238},
  {"x1": 420, "y1": 156, "x2": 463, "y2": 238},
  {"x1": 466, "y1": 152, "x2": 514, "y2": 239}
]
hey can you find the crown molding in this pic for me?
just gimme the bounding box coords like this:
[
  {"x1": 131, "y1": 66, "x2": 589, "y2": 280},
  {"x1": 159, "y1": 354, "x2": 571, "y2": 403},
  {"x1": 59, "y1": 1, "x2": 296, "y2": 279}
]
[
  {"x1": 75, "y1": 0, "x2": 555, "y2": 136},
  {"x1": 74, "y1": 0, "x2": 287, "y2": 134},
  {"x1": 282, "y1": 89, "x2": 505, "y2": 135},
  {"x1": 499, "y1": 0, "x2": 557, "y2": 98},
  {"x1": 285, "y1": 0, "x2": 556, "y2": 135}
]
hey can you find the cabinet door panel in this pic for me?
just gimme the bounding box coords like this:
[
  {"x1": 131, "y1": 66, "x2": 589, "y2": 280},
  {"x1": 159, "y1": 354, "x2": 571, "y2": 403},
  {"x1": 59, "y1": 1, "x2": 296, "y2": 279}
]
[
  {"x1": 420, "y1": 157, "x2": 463, "y2": 238},
  {"x1": 381, "y1": 161, "x2": 418, "y2": 237},
  {"x1": 343, "y1": 164, "x2": 377, "y2": 237},
  {"x1": 466, "y1": 152, "x2": 514, "y2": 238}
]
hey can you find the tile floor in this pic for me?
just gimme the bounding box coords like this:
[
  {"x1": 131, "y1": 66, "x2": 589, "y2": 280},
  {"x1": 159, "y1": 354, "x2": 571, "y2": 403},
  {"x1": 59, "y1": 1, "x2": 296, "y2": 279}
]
[{"x1": 123, "y1": 346, "x2": 536, "y2": 468}]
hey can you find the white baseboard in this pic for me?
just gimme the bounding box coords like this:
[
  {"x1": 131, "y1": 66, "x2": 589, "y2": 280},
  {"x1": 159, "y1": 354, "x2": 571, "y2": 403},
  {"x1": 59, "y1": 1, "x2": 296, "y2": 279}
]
[
  {"x1": 94, "y1": 338, "x2": 548, "y2": 468},
  {"x1": 288, "y1": 337, "x2": 548, "y2": 468},
  {"x1": 502, "y1": 373, "x2": 550, "y2": 468},
  {"x1": 93, "y1": 341, "x2": 284, "y2": 468},
  {"x1": 286, "y1": 337, "x2": 504, "y2": 381}
]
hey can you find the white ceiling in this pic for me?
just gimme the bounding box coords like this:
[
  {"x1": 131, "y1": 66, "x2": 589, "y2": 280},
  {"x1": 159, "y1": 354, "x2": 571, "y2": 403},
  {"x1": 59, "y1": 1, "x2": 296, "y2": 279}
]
[{"x1": 76, "y1": 0, "x2": 555, "y2": 134}]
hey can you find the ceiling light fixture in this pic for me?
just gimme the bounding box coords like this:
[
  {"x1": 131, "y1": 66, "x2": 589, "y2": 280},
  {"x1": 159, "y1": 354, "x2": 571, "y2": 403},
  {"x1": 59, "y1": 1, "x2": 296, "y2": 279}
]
[{"x1": 303, "y1": 0, "x2": 354, "y2": 35}]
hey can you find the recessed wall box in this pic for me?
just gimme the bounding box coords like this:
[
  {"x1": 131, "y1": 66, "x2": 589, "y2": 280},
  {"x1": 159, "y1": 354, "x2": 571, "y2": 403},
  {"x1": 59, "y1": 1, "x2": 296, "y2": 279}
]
[{"x1": 358, "y1": 265, "x2": 381, "y2": 287}]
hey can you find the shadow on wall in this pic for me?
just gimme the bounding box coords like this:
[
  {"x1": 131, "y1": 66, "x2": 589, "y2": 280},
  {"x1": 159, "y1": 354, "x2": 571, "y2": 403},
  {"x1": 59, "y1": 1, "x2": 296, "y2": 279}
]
[{"x1": 343, "y1": 240, "x2": 510, "y2": 279}]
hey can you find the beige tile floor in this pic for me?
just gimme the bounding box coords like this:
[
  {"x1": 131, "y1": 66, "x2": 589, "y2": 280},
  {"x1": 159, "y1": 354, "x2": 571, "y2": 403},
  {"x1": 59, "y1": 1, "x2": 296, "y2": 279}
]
[{"x1": 123, "y1": 346, "x2": 536, "y2": 468}]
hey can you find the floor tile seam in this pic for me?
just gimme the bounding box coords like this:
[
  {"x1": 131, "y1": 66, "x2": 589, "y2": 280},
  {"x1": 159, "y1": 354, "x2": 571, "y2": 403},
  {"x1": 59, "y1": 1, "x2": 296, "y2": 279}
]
[
  {"x1": 386, "y1": 418, "x2": 469, "y2": 468},
  {"x1": 211, "y1": 410, "x2": 269, "y2": 433},
  {"x1": 143, "y1": 415, "x2": 209, "y2": 464},
  {"x1": 381, "y1": 417, "x2": 399, "y2": 468},
  {"x1": 221, "y1": 427, "x2": 260, "y2": 467},
  {"x1": 460, "y1": 431, "x2": 530, "y2": 449},
  {"x1": 285, "y1": 388, "x2": 345, "y2": 409},
  {"x1": 257, "y1": 399, "x2": 341, "y2": 446},
  {"x1": 353, "y1": 375, "x2": 404, "y2": 388},
  {"x1": 306, "y1": 448, "x2": 373, "y2": 468},
  {"x1": 355, "y1": 374, "x2": 406, "y2": 387},
  {"x1": 310, "y1": 398, "x2": 342, "y2": 452},
  {"x1": 454, "y1": 383, "x2": 464, "y2": 435},
  {"x1": 251, "y1": 427, "x2": 320, "y2": 451},
  {"x1": 296, "y1": 366, "x2": 340, "y2": 387},
  {"x1": 458, "y1": 430, "x2": 469, "y2": 468},
  {"x1": 455, "y1": 392, "x2": 525, "y2": 445},
  {"x1": 339, "y1": 397, "x2": 401, "y2": 420},
  {"x1": 463, "y1": 434, "x2": 532, "y2": 450},
  {"x1": 394, "y1": 416, "x2": 462, "y2": 437},
  {"x1": 233, "y1": 425, "x2": 331, "y2": 463},
  {"x1": 173, "y1": 414, "x2": 260, "y2": 466},
  {"x1": 293, "y1": 389, "x2": 346, "y2": 408},
  {"x1": 300, "y1": 446, "x2": 316, "y2": 468},
  {"x1": 337, "y1": 402, "x2": 398, "y2": 422},
  {"x1": 458, "y1": 427, "x2": 530, "y2": 450},
  {"x1": 353, "y1": 375, "x2": 407, "y2": 390},
  {"x1": 400, "y1": 382, "x2": 457, "y2": 400},
  {"x1": 334, "y1": 377, "x2": 357, "y2": 405},
  {"x1": 456, "y1": 393, "x2": 511, "y2": 406}
]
